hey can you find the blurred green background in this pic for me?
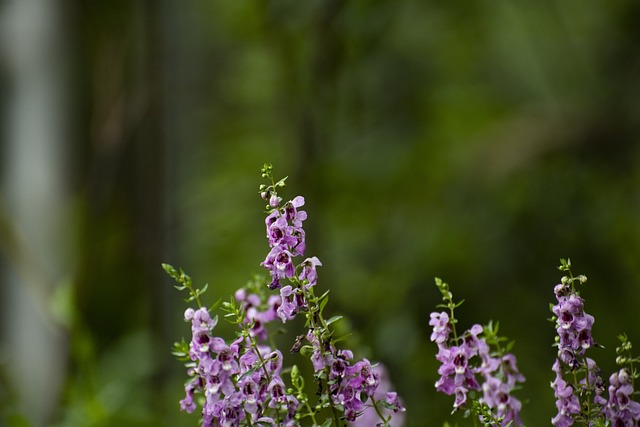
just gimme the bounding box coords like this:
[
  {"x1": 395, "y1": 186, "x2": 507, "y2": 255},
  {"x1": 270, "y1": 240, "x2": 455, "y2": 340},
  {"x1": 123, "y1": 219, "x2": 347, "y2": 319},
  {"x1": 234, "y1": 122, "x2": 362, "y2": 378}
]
[{"x1": 1, "y1": 1, "x2": 639, "y2": 426}]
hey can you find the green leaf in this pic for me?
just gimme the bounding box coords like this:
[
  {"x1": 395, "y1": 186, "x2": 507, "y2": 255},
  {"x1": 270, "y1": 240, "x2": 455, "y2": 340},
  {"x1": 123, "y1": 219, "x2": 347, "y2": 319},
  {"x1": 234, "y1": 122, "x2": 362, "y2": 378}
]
[
  {"x1": 209, "y1": 298, "x2": 222, "y2": 312},
  {"x1": 162, "y1": 263, "x2": 177, "y2": 277},
  {"x1": 319, "y1": 293, "x2": 330, "y2": 313},
  {"x1": 275, "y1": 176, "x2": 288, "y2": 187},
  {"x1": 326, "y1": 315, "x2": 343, "y2": 326}
]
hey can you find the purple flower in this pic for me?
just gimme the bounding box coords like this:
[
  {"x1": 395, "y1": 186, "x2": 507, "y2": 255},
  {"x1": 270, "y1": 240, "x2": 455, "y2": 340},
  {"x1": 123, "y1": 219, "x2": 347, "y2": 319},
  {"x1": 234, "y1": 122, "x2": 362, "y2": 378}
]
[
  {"x1": 347, "y1": 359, "x2": 380, "y2": 397},
  {"x1": 432, "y1": 320, "x2": 524, "y2": 424},
  {"x1": 349, "y1": 364, "x2": 405, "y2": 426},
  {"x1": 217, "y1": 392, "x2": 245, "y2": 427},
  {"x1": 429, "y1": 312, "x2": 450, "y2": 345},
  {"x1": 481, "y1": 376, "x2": 523, "y2": 426},
  {"x1": 500, "y1": 354, "x2": 526, "y2": 388},
  {"x1": 265, "y1": 350, "x2": 284, "y2": 376},
  {"x1": 582, "y1": 357, "x2": 607, "y2": 407},
  {"x1": 262, "y1": 246, "x2": 295, "y2": 284},
  {"x1": 239, "y1": 349, "x2": 259, "y2": 374},
  {"x1": 261, "y1": 194, "x2": 310, "y2": 287},
  {"x1": 476, "y1": 351, "x2": 525, "y2": 426},
  {"x1": 269, "y1": 194, "x2": 281, "y2": 208},
  {"x1": 604, "y1": 369, "x2": 640, "y2": 426},
  {"x1": 276, "y1": 285, "x2": 301, "y2": 322},
  {"x1": 234, "y1": 289, "x2": 281, "y2": 341},
  {"x1": 299, "y1": 256, "x2": 322, "y2": 288},
  {"x1": 189, "y1": 308, "x2": 218, "y2": 358},
  {"x1": 217, "y1": 347, "x2": 239, "y2": 373},
  {"x1": 204, "y1": 362, "x2": 235, "y2": 396},
  {"x1": 435, "y1": 344, "x2": 480, "y2": 403},
  {"x1": 551, "y1": 359, "x2": 580, "y2": 427},
  {"x1": 284, "y1": 196, "x2": 306, "y2": 226},
  {"x1": 306, "y1": 329, "x2": 331, "y2": 371},
  {"x1": 284, "y1": 395, "x2": 300, "y2": 424},
  {"x1": 268, "y1": 217, "x2": 298, "y2": 249},
  {"x1": 254, "y1": 417, "x2": 275, "y2": 427},
  {"x1": 385, "y1": 391, "x2": 406, "y2": 414},
  {"x1": 552, "y1": 285, "x2": 595, "y2": 368},
  {"x1": 180, "y1": 378, "x2": 199, "y2": 413},
  {"x1": 267, "y1": 377, "x2": 287, "y2": 408}
]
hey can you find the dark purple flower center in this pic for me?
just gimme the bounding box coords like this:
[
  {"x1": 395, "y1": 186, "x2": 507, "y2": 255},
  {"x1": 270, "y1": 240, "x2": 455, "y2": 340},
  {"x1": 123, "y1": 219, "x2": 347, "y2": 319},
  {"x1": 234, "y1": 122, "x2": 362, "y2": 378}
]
[
  {"x1": 453, "y1": 353, "x2": 467, "y2": 368},
  {"x1": 561, "y1": 312, "x2": 574, "y2": 324}
]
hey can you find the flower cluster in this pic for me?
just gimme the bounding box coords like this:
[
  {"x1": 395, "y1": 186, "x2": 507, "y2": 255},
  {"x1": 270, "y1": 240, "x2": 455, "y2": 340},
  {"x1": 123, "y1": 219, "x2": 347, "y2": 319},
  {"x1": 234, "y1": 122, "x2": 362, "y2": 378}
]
[
  {"x1": 430, "y1": 278, "x2": 525, "y2": 426},
  {"x1": 178, "y1": 305, "x2": 299, "y2": 427},
  {"x1": 549, "y1": 259, "x2": 640, "y2": 427},
  {"x1": 260, "y1": 177, "x2": 323, "y2": 325},
  {"x1": 258, "y1": 165, "x2": 404, "y2": 425},
  {"x1": 552, "y1": 280, "x2": 594, "y2": 369},
  {"x1": 603, "y1": 369, "x2": 640, "y2": 425},
  {"x1": 168, "y1": 164, "x2": 404, "y2": 427},
  {"x1": 305, "y1": 330, "x2": 405, "y2": 423},
  {"x1": 169, "y1": 164, "x2": 640, "y2": 427},
  {"x1": 235, "y1": 287, "x2": 280, "y2": 341},
  {"x1": 550, "y1": 359, "x2": 581, "y2": 427},
  {"x1": 350, "y1": 365, "x2": 406, "y2": 427},
  {"x1": 261, "y1": 185, "x2": 318, "y2": 293}
]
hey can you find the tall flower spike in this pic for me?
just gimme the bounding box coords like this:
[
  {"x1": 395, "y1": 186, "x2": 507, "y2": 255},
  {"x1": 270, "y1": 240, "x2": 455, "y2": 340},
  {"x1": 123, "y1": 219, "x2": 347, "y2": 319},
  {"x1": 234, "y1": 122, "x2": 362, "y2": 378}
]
[{"x1": 431, "y1": 279, "x2": 525, "y2": 425}]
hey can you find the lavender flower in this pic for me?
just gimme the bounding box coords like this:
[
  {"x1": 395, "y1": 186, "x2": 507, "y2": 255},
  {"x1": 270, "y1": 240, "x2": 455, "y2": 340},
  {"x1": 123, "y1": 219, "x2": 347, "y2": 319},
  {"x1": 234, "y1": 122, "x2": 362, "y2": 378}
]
[
  {"x1": 551, "y1": 359, "x2": 580, "y2": 427},
  {"x1": 430, "y1": 290, "x2": 525, "y2": 425},
  {"x1": 171, "y1": 166, "x2": 405, "y2": 426},
  {"x1": 235, "y1": 288, "x2": 281, "y2": 341},
  {"x1": 178, "y1": 303, "x2": 302, "y2": 427},
  {"x1": 603, "y1": 369, "x2": 640, "y2": 426},
  {"x1": 276, "y1": 285, "x2": 306, "y2": 323},
  {"x1": 261, "y1": 193, "x2": 314, "y2": 295},
  {"x1": 299, "y1": 256, "x2": 322, "y2": 289},
  {"x1": 429, "y1": 311, "x2": 450, "y2": 345},
  {"x1": 479, "y1": 353, "x2": 525, "y2": 426},
  {"x1": 552, "y1": 283, "x2": 595, "y2": 368},
  {"x1": 349, "y1": 365, "x2": 406, "y2": 427},
  {"x1": 434, "y1": 343, "x2": 481, "y2": 409},
  {"x1": 583, "y1": 357, "x2": 607, "y2": 407}
]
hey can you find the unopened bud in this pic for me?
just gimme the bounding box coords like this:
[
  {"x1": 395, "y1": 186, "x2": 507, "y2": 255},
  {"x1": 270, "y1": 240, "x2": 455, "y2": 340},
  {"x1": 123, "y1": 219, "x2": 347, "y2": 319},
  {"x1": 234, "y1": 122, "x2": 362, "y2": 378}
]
[{"x1": 619, "y1": 369, "x2": 630, "y2": 383}]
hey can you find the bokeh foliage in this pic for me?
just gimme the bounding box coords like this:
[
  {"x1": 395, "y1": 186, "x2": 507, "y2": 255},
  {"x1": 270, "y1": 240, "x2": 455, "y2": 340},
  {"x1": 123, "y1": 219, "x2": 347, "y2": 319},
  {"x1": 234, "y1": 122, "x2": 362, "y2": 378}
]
[{"x1": 2, "y1": 1, "x2": 640, "y2": 426}]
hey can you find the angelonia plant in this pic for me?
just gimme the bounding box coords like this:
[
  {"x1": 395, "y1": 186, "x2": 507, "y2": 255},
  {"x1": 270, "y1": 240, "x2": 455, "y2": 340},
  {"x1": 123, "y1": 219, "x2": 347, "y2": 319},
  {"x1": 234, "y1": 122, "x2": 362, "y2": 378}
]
[
  {"x1": 549, "y1": 259, "x2": 640, "y2": 427},
  {"x1": 166, "y1": 164, "x2": 640, "y2": 427},
  {"x1": 165, "y1": 163, "x2": 405, "y2": 427},
  {"x1": 429, "y1": 259, "x2": 640, "y2": 427},
  {"x1": 429, "y1": 277, "x2": 526, "y2": 426}
]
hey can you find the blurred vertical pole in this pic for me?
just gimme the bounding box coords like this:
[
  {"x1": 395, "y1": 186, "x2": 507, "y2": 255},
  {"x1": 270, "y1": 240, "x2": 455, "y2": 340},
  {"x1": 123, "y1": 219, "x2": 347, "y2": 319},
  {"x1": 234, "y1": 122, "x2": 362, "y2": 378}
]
[
  {"x1": 0, "y1": 0, "x2": 70, "y2": 425},
  {"x1": 134, "y1": 0, "x2": 174, "y2": 400}
]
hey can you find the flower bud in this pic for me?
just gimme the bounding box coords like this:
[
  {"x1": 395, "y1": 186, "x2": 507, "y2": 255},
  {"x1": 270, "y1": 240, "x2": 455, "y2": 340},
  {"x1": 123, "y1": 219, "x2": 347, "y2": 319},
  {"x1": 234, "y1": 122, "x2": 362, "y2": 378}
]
[{"x1": 619, "y1": 369, "x2": 630, "y2": 384}]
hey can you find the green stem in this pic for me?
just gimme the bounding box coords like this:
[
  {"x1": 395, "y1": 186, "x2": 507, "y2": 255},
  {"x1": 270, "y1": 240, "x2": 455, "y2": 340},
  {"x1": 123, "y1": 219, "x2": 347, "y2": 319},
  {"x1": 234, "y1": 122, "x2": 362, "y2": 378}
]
[
  {"x1": 305, "y1": 287, "x2": 342, "y2": 427},
  {"x1": 240, "y1": 314, "x2": 282, "y2": 426},
  {"x1": 370, "y1": 397, "x2": 389, "y2": 425}
]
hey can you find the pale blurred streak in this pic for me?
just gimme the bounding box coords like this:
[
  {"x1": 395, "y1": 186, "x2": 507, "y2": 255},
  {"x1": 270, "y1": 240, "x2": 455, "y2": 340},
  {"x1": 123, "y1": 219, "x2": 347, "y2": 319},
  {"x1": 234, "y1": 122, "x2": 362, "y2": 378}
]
[{"x1": 1, "y1": 0, "x2": 72, "y2": 424}]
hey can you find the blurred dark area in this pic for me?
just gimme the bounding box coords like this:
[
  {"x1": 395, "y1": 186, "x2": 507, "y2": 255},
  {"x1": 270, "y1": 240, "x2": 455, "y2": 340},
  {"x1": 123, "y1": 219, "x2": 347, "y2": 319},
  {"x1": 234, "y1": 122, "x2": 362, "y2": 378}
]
[{"x1": 0, "y1": 1, "x2": 639, "y2": 426}]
